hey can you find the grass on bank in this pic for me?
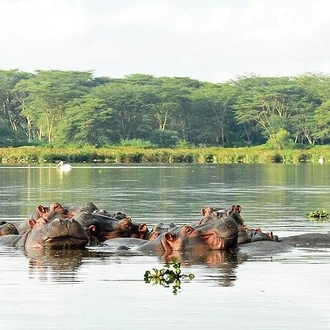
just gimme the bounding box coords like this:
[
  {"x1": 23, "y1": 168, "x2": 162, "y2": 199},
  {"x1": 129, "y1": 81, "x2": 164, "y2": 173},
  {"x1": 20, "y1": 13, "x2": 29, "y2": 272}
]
[{"x1": 0, "y1": 146, "x2": 329, "y2": 164}]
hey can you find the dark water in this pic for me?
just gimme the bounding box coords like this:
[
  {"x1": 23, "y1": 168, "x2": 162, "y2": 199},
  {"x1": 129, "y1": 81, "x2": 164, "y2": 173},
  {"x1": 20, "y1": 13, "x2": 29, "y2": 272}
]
[{"x1": 1, "y1": 163, "x2": 330, "y2": 329}]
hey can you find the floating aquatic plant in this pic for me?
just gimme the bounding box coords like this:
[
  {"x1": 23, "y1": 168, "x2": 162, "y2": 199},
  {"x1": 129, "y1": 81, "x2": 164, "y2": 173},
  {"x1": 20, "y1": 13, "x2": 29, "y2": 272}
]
[
  {"x1": 144, "y1": 259, "x2": 195, "y2": 295},
  {"x1": 306, "y1": 210, "x2": 329, "y2": 220}
]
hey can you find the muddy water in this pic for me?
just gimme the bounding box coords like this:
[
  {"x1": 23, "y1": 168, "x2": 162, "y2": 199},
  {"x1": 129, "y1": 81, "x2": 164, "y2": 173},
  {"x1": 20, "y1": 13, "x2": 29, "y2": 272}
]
[{"x1": 1, "y1": 163, "x2": 330, "y2": 329}]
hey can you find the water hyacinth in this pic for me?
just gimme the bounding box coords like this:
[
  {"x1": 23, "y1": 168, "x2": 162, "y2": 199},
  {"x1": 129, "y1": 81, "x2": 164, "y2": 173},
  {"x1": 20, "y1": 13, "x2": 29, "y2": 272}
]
[{"x1": 144, "y1": 259, "x2": 195, "y2": 295}]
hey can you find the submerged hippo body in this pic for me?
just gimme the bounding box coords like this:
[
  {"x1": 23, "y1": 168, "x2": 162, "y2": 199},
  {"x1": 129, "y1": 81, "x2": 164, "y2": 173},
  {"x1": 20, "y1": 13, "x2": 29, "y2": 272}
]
[
  {"x1": 237, "y1": 240, "x2": 293, "y2": 256},
  {"x1": 0, "y1": 218, "x2": 89, "y2": 249},
  {"x1": 237, "y1": 231, "x2": 330, "y2": 257},
  {"x1": 280, "y1": 232, "x2": 330, "y2": 248},
  {"x1": 101, "y1": 237, "x2": 148, "y2": 251}
]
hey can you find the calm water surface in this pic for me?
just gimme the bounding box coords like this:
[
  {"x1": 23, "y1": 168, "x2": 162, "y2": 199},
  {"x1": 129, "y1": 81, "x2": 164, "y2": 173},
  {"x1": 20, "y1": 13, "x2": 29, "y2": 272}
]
[{"x1": 1, "y1": 163, "x2": 330, "y2": 329}]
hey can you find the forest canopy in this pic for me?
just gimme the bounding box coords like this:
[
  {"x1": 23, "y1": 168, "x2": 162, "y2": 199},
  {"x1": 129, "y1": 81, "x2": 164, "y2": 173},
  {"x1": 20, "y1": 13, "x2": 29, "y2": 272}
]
[{"x1": 1, "y1": 69, "x2": 330, "y2": 148}]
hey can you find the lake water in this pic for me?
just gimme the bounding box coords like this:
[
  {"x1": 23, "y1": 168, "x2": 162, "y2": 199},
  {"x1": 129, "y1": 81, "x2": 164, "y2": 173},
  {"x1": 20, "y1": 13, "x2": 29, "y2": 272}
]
[{"x1": 1, "y1": 163, "x2": 330, "y2": 329}]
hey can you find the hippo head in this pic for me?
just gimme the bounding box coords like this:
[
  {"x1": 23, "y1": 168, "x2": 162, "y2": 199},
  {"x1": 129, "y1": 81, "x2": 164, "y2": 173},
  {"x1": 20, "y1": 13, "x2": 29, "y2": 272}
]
[
  {"x1": 99, "y1": 217, "x2": 133, "y2": 240},
  {"x1": 157, "y1": 217, "x2": 238, "y2": 253},
  {"x1": 147, "y1": 223, "x2": 176, "y2": 241},
  {"x1": 198, "y1": 216, "x2": 239, "y2": 250},
  {"x1": 161, "y1": 225, "x2": 205, "y2": 252},
  {"x1": 128, "y1": 222, "x2": 150, "y2": 240},
  {"x1": 74, "y1": 211, "x2": 133, "y2": 242},
  {"x1": 226, "y1": 204, "x2": 244, "y2": 226},
  {"x1": 18, "y1": 217, "x2": 89, "y2": 249}
]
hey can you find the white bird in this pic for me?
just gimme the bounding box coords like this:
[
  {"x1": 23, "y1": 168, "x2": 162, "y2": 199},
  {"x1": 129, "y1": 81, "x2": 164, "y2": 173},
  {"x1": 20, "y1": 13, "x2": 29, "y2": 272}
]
[
  {"x1": 318, "y1": 157, "x2": 325, "y2": 164},
  {"x1": 56, "y1": 160, "x2": 72, "y2": 172}
]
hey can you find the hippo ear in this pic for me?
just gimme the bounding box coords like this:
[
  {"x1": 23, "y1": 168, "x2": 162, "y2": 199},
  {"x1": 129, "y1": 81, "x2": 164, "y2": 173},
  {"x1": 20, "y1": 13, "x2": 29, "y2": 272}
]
[
  {"x1": 88, "y1": 225, "x2": 97, "y2": 233},
  {"x1": 50, "y1": 202, "x2": 63, "y2": 211},
  {"x1": 201, "y1": 207, "x2": 214, "y2": 217},
  {"x1": 138, "y1": 224, "x2": 148, "y2": 238},
  {"x1": 28, "y1": 219, "x2": 36, "y2": 228},
  {"x1": 230, "y1": 204, "x2": 241, "y2": 213},
  {"x1": 37, "y1": 205, "x2": 47, "y2": 214},
  {"x1": 139, "y1": 223, "x2": 147, "y2": 231}
]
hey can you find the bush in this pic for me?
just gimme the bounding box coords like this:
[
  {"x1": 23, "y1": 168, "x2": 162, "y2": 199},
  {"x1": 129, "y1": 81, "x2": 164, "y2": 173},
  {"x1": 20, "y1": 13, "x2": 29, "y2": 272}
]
[
  {"x1": 120, "y1": 139, "x2": 156, "y2": 148},
  {"x1": 150, "y1": 130, "x2": 179, "y2": 148},
  {"x1": 266, "y1": 129, "x2": 294, "y2": 150}
]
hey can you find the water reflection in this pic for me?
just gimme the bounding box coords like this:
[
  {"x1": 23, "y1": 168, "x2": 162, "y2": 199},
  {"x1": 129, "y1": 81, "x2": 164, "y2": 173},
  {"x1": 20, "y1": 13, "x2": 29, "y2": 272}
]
[
  {"x1": 178, "y1": 249, "x2": 245, "y2": 287},
  {"x1": 179, "y1": 250, "x2": 239, "y2": 287},
  {"x1": 26, "y1": 248, "x2": 86, "y2": 283},
  {"x1": 20, "y1": 244, "x2": 246, "y2": 287}
]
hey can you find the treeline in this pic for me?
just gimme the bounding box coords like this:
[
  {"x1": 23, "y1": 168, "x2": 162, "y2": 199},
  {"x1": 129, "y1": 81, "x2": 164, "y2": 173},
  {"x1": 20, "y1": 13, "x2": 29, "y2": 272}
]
[{"x1": 1, "y1": 69, "x2": 330, "y2": 148}]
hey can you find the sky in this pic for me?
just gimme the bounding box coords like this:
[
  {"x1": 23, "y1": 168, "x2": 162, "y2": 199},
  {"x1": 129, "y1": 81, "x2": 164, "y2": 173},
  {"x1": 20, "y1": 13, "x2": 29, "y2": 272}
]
[{"x1": 1, "y1": 0, "x2": 330, "y2": 83}]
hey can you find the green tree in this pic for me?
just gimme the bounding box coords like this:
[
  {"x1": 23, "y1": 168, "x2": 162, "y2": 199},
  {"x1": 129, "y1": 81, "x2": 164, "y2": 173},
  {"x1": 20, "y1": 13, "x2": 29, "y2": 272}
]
[
  {"x1": 297, "y1": 74, "x2": 330, "y2": 144},
  {"x1": 190, "y1": 82, "x2": 237, "y2": 146},
  {"x1": 91, "y1": 82, "x2": 156, "y2": 141},
  {"x1": 152, "y1": 77, "x2": 200, "y2": 143},
  {"x1": 233, "y1": 75, "x2": 320, "y2": 145},
  {"x1": 54, "y1": 94, "x2": 116, "y2": 146},
  {"x1": 16, "y1": 70, "x2": 93, "y2": 143},
  {"x1": 0, "y1": 70, "x2": 31, "y2": 142}
]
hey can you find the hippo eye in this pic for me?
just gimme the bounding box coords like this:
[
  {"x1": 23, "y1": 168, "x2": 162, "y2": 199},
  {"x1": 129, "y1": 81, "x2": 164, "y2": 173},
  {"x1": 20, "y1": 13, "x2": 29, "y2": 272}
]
[
  {"x1": 184, "y1": 226, "x2": 194, "y2": 235},
  {"x1": 36, "y1": 218, "x2": 48, "y2": 226}
]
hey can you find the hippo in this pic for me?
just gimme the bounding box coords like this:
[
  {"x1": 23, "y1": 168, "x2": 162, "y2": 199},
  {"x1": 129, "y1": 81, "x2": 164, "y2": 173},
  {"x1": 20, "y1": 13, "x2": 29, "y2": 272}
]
[
  {"x1": 237, "y1": 231, "x2": 330, "y2": 254},
  {"x1": 146, "y1": 222, "x2": 177, "y2": 241},
  {"x1": 17, "y1": 202, "x2": 99, "y2": 234},
  {"x1": 93, "y1": 210, "x2": 151, "y2": 239},
  {"x1": 237, "y1": 240, "x2": 293, "y2": 256},
  {"x1": 0, "y1": 217, "x2": 89, "y2": 249},
  {"x1": 201, "y1": 204, "x2": 244, "y2": 224},
  {"x1": 237, "y1": 226, "x2": 278, "y2": 244},
  {"x1": 226, "y1": 205, "x2": 244, "y2": 226},
  {"x1": 103, "y1": 216, "x2": 239, "y2": 257},
  {"x1": 236, "y1": 231, "x2": 330, "y2": 257},
  {"x1": 17, "y1": 203, "x2": 69, "y2": 234},
  {"x1": 280, "y1": 232, "x2": 330, "y2": 248},
  {"x1": 126, "y1": 222, "x2": 150, "y2": 239},
  {"x1": 0, "y1": 222, "x2": 19, "y2": 236},
  {"x1": 93, "y1": 209, "x2": 128, "y2": 220},
  {"x1": 198, "y1": 207, "x2": 275, "y2": 245},
  {"x1": 73, "y1": 211, "x2": 133, "y2": 243},
  {"x1": 198, "y1": 204, "x2": 244, "y2": 226}
]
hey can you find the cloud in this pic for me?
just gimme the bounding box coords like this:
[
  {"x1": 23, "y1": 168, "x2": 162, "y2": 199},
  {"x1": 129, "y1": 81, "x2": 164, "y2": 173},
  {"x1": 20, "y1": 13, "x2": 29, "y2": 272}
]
[{"x1": 0, "y1": 0, "x2": 330, "y2": 82}]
